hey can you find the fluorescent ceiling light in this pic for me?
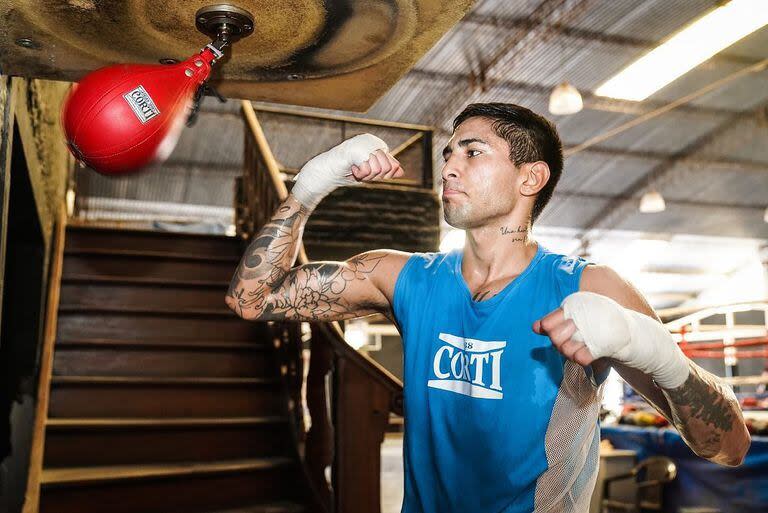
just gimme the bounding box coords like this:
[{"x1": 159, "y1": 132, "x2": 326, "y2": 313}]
[{"x1": 595, "y1": 0, "x2": 768, "y2": 101}]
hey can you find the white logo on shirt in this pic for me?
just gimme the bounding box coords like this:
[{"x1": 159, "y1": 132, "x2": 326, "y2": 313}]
[{"x1": 428, "y1": 333, "x2": 506, "y2": 400}]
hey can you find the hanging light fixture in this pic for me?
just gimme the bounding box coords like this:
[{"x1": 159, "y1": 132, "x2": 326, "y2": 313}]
[
  {"x1": 639, "y1": 190, "x2": 666, "y2": 213},
  {"x1": 549, "y1": 82, "x2": 583, "y2": 115}
]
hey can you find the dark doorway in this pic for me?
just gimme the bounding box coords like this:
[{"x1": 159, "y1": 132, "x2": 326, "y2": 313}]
[{"x1": 0, "y1": 120, "x2": 46, "y2": 513}]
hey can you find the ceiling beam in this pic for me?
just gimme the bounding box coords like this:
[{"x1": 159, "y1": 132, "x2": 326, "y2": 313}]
[
  {"x1": 565, "y1": 147, "x2": 768, "y2": 174},
  {"x1": 571, "y1": 102, "x2": 768, "y2": 252},
  {"x1": 565, "y1": 58, "x2": 768, "y2": 156},
  {"x1": 409, "y1": 68, "x2": 738, "y2": 119},
  {"x1": 460, "y1": 13, "x2": 762, "y2": 69},
  {"x1": 553, "y1": 190, "x2": 767, "y2": 212}
]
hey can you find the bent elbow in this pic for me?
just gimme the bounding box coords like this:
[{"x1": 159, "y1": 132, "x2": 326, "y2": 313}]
[
  {"x1": 224, "y1": 295, "x2": 240, "y2": 316},
  {"x1": 730, "y1": 427, "x2": 752, "y2": 467},
  {"x1": 225, "y1": 295, "x2": 266, "y2": 321},
  {"x1": 718, "y1": 450, "x2": 747, "y2": 468},
  {"x1": 713, "y1": 425, "x2": 751, "y2": 467}
]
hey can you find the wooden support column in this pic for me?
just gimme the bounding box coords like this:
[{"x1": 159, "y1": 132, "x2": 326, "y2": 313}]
[
  {"x1": 306, "y1": 325, "x2": 334, "y2": 511},
  {"x1": 334, "y1": 357, "x2": 391, "y2": 513},
  {"x1": 0, "y1": 74, "x2": 16, "y2": 322}
]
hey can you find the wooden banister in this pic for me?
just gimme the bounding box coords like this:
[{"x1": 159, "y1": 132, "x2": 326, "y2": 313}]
[{"x1": 23, "y1": 203, "x2": 67, "y2": 513}]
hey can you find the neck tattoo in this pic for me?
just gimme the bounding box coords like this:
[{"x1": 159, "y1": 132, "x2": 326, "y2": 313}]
[{"x1": 500, "y1": 225, "x2": 527, "y2": 242}]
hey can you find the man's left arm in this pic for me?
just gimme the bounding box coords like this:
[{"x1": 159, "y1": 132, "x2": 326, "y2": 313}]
[{"x1": 534, "y1": 264, "x2": 751, "y2": 466}]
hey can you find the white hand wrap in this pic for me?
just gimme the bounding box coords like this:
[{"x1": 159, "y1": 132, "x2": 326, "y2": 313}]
[
  {"x1": 291, "y1": 133, "x2": 388, "y2": 210},
  {"x1": 561, "y1": 291, "x2": 690, "y2": 389}
]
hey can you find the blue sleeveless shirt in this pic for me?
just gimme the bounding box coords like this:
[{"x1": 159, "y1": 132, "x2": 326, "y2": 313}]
[{"x1": 392, "y1": 245, "x2": 606, "y2": 513}]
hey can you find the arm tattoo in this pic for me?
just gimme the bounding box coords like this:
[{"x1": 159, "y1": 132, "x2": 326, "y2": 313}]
[
  {"x1": 261, "y1": 254, "x2": 387, "y2": 321},
  {"x1": 662, "y1": 362, "x2": 740, "y2": 459},
  {"x1": 227, "y1": 201, "x2": 309, "y2": 317},
  {"x1": 227, "y1": 200, "x2": 388, "y2": 321}
]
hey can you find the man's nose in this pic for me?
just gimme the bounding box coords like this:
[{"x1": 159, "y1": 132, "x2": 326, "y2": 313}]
[{"x1": 441, "y1": 159, "x2": 459, "y2": 181}]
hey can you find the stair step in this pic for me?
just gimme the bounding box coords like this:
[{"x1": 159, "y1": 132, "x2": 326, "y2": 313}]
[
  {"x1": 51, "y1": 376, "x2": 276, "y2": 385},
  {"x1": 47, "y1": 416, "x2": 286, "y2": 428},
  {"x1": 65, "y1": 247, "x2": 240, "y2": 263},
  {"x1": 211, "y1": 503, "x2": 305, "y2": 513},
  {"x1": 61, "y1": 281, "x2": 229, "y2": 313},
  {"x1": 49, "y1": 376, "x2": 283, "y2": 418},
  {"x1": 58, "y1": 305, "x2": 233, "y2": 316},
  {"x1": 53, "y1": 344, "x2": 273, "y2": 378},
  {"x1": 56, "y1": 338, "x2": 268, "y2": 350},
  {"x1": 63, "y1": 253, "x2": 236, "y2": 282},
  {"x1": 57, "y1": 311, "x2": 270, "y2": 343},
  {"x1": 62, "y1": 274, "x2": 229, "y2": 287},
  {"x1": 65, "y1": 226, "x2": 243, "y2": 259},
  {"x1": 42, "y1": 457, "x2": 294, "y2": 485},
  {"x1": 40, "y1": 460, "x2": 301, "y2": 513},
  {"x1": 44, "y1": 417, "x2": 292, "y2": 467}
]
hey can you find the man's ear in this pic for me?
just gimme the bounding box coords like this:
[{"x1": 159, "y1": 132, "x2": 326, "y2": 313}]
[{"x1": 520, "y1": 161, "x2": 550, "y2": 197}]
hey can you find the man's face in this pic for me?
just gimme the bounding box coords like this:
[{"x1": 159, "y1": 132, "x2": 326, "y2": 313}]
[{"x1": 441, "y1": 117, "x2": 519, "y2": 229}]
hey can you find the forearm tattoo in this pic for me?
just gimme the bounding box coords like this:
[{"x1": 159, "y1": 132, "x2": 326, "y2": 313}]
[
  {"x1": 227, "y1": 200, "x2": 387, "y2": 321},
  {"x1": 662, "y1": 362, "x2": 740, "y2": 459},
  {"x1": 260, "y1": 254, "x2": 386, "y2": 321}
]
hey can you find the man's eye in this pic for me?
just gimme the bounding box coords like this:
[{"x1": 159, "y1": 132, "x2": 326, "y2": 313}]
[{"x1": 467, "y1": 150, "x2": 481, "y2": 157}]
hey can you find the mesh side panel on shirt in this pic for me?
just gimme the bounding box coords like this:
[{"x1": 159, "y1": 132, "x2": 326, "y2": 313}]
[{"x1": 533, "y1": 361, "x2": 604, "y2": 513}]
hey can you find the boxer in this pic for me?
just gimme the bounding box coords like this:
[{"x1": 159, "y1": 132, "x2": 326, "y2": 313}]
[{"x1": 227, "y1": 102, "x2": 749, "y2": 513}]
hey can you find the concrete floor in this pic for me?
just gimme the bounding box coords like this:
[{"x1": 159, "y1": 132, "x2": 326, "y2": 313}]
[{"x1": 381, "y1": 433, "x2": 404, "y2": 513}]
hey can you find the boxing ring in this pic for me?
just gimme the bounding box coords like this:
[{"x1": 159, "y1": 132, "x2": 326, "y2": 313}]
[
  {"x1": 663, "y1": 302, "x2": 768, "y2": 396},
  {"x1": 602, "y1": 302, "x2": 768, "y2": 512}
]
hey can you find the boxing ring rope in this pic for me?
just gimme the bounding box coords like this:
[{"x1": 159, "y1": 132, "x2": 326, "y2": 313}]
[{"x1": 663, "y1": 302, "x2": 768, "y2": 387}]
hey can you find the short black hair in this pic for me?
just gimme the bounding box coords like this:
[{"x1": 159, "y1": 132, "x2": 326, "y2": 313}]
[{"x1": 452, "y1": 103, "x2": 563, "y2": 224}]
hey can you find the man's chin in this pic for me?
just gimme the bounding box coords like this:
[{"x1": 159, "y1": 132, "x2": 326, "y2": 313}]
[{"x1": 443, "y1": 212, "x2": 470, "y2": 230}]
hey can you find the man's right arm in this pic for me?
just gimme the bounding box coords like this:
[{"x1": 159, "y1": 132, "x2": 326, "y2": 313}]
[
  {"x1": 226, "y1": 133, "x2": 411, "y2": 322},
  {"x1": 226, "y1": 194, "x2": 409, "y2": 322}
]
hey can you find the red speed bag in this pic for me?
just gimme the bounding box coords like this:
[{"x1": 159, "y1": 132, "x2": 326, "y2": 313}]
[{"x1": 62, "y1": 48, "x2": 217, "y2": 176}]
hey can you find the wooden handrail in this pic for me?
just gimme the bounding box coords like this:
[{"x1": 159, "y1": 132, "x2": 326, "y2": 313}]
[
  {"x1": 23, "y1": 203, "x2": 67, "y2": 513},
  {"x1": 241, "y1": 100, "x2": 309, "y2": 263},
  {"x1": 319, "y1": 323, "x2": 403, "y2": 413}
]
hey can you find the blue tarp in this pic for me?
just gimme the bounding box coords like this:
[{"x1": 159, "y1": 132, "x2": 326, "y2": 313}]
[{"x1": 601, "y1": 425, "x2": 768, "y2": 513}]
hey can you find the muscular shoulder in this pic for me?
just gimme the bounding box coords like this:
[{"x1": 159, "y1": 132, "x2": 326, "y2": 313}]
[
  {"x1": 579, "y1": 264, "x2": 655, "y2": 317},
  {"x1": 349, "y1": 249, "x2": 412, "y2": 305}
]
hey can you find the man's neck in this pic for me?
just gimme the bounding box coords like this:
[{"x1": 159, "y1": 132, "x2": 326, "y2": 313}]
[{"x1": 461, "y1": 218, "x2": 537, "y2": 283}]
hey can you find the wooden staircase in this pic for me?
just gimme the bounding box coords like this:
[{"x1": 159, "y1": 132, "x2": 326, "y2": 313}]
[{"x1": 37, "y1": 225, "x2": 309, "y2": 513}]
